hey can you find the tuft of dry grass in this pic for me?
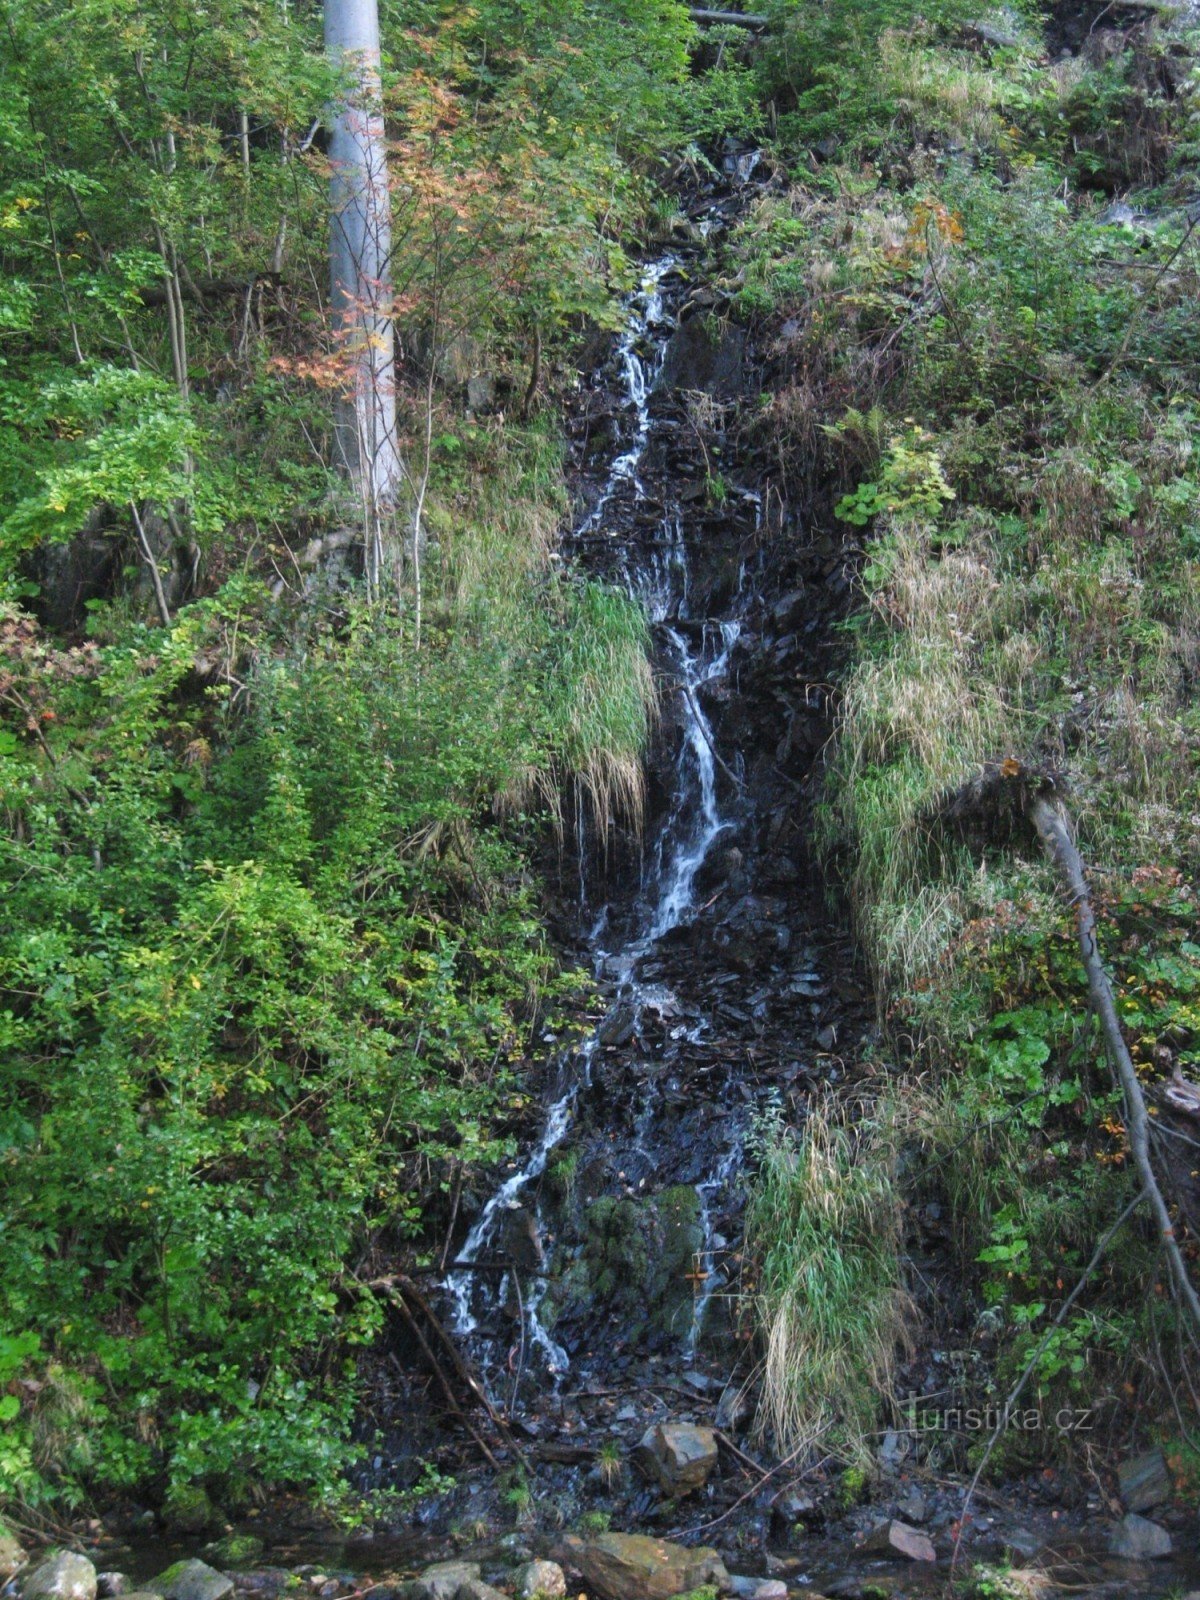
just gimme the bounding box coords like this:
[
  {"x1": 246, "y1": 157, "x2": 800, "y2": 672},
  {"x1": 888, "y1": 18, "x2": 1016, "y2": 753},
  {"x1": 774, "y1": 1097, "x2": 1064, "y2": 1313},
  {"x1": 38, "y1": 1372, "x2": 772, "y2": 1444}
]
[{"x1": 747, "y1": 1098, "x2": 916, "y2": 1467}]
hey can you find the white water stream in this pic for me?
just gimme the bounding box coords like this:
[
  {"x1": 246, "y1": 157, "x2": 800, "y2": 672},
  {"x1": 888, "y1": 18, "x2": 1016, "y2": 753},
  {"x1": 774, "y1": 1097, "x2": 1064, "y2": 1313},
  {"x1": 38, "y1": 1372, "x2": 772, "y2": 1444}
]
[{"x1": 444, "y1": 258, "x2": 745, "y2": 1390}]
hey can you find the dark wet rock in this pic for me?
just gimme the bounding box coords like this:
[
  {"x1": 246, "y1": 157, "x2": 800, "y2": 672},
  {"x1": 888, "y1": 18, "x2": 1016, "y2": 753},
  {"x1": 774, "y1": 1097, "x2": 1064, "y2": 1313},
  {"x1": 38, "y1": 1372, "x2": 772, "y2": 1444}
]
[
  {"x1": 859, "y1": 1521, "x2": 936, "y2": 1563},
  {"x1": 894, "y1": 1488, "x2": 928, "y2": 1524},
  {"x1": 656, "y1": 315, "x2": 747, "y2": 401},
  {"x1": 501, "y1": 1206, "x2": 545, "y2": 1271},
  {"x1": 145, "y1": 1564, "x2": 233, "y2": 1600},
  {"x1": 1117, "y1": 1447, "x2": 1171, "y2": 1512},
  {"x1": 715, "y1": 1382, "x2": 751, "y2": 1432},
  {"x1": 555, "y1": 1535, "x2": 728, "y2": 1600},
  {"x1": 513, "y1": 1561, "x2": 566, "y2": 1600},
  {"x1": 21, "y1": 1555, "x2": 97, "y2": 1600},
  {"x1": 597, "y1": 1006, "x2": 638, "y2": 1046},
  {"x1": 635, "y1": 1421, "x2": 719, "y2": 1494},
  {"x1": 1109, "y1": 1513, "x2": 1172, "y2": 1559}
]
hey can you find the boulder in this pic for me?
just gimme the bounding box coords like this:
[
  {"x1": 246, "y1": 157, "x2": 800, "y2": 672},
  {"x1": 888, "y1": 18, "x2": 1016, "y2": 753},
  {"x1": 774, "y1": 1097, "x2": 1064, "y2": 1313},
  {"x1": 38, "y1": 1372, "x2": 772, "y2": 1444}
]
[
  {"x1": 555, "y1": 1534, "x2": 728, "y2": 1600},
  {"x1": 146, "y1": 1562, "x2": 235, "y2": 1600},
  {"x1": 636, "y1": 1422, "x2": 719, "y2": 1496},
  {"x1": 97, "y1": 1577, "x2": 130, "y2": 1598},
  {"x1": 0, "y1": 1522, "x2": 28, "y2": 1581},
  {"x1": 21, "y1": 1553, "x2": 98, "y2": 1600},
  {"x1": 859, "y1": 1521, "x2": 936, "y2": 1563},
  {"x1": 408, "y1": 1566, "x2": 480, "y2": 1600},
  {"x1": 513, "y1": 1562, "x2": 566, "y2": 1600},
  {"x1": 1117, "y1": 1448, "x2": 1172, "y2": 1513},
  {"x1": 1109, "y1": 1513, "x2": 1172, "y2": 1559}
]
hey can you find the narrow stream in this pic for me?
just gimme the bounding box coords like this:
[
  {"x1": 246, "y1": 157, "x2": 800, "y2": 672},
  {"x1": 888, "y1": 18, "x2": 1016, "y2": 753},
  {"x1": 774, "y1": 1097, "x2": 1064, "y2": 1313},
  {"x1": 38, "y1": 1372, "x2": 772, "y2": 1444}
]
[{"x1": 444, "y1": 253, "x2": 750, "y2": 1390}]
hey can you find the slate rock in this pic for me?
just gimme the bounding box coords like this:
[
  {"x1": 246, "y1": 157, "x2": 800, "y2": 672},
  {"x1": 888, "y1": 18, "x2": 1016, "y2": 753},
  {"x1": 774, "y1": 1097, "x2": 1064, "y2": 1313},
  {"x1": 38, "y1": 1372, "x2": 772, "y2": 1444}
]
[
  {"x1": 554, "y1": 1534, "x2": 728, "y2": 1600},
  {"x1": 1109, "y1": 1513, "x2": 1172, "y2": 1559},
  {"x1": 21, "y1": 1553, "x2": 98, "y2": 1600},
  {"x1": 1117, "y1": 1447, "x2": 1172, "y2": 1513},
  {"x1": 513, "y1": 1562, "x2": 566, "y2": 1600},
  {"x1": 860, "y1": 1521, "x2": 936, "y2": 1563},
  {"x1": 636, "y1": 1421, "x2": 719, "y2": 1495},
  {"x1": 146, "y1": 1561, "x2": 235, "y2": 1600}
]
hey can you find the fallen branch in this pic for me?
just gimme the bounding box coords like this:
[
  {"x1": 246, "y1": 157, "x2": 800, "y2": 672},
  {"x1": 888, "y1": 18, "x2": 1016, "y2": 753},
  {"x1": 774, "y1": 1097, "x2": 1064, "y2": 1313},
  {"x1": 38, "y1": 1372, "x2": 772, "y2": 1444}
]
[
  {"x1": 1030, "y1": 795, "x2": 1200, "y2": 1340},
  {"x1": 689, "y1": 8, "x2": 769, "y2": 26}
]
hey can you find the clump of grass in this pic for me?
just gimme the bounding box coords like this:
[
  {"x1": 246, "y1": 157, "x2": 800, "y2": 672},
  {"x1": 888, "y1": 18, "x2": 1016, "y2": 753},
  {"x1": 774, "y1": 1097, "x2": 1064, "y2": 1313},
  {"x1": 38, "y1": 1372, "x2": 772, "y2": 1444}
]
[
  {"x1": 542, "y1": 579, "x2": 657, "y2": 835},
  {"x1": 746, "y1": 1099, "x2": 915, "y2": 1467}
]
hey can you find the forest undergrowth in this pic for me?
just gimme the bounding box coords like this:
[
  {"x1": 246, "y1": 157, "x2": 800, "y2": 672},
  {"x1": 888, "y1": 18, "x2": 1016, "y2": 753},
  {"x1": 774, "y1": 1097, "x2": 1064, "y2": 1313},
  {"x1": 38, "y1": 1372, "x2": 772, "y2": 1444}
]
[{"x1": 740, "y1": 0, "x2": 1200, "y2": 1486}]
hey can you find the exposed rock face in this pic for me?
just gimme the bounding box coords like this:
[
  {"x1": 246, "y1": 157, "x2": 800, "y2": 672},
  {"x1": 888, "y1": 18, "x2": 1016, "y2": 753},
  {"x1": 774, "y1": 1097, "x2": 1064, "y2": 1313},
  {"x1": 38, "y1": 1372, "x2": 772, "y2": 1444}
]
[
  {"x1": 656, "y1": 314, "x2": 747, "y2": 401},
  {"x1": 21, "y1": 1553, "x2": 98, "y2": 1600},
  {"x1": 146, "y1": 1561, "x2": 234, "y2": 1600},
  {"x1": 635, "y1": 1420, "x2": 719, "y2": 1494},
  {"x1": 555, "y1": 1533, "x2": 727, "y2": 1600},
  {"x1": 1109, "y1": 1513, "x2": 1172, "y2": 1559},
  {"x1": 513, "y1": 1563, "x2": 566, "y2": 1600}
]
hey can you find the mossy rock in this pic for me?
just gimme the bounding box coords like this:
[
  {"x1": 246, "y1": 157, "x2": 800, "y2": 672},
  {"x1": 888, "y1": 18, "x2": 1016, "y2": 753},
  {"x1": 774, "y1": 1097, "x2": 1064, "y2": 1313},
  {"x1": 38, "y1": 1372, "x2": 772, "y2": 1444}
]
[
  {"x1": 572, "y1": 1185, "x2": 704, "y2": 1337},
  {"x1": 161, "y1": 1484, "x2": 218, "y2": 1535},
  {"x1": 202, "y1": 1535, "x2": 264, "y2": 1569}
]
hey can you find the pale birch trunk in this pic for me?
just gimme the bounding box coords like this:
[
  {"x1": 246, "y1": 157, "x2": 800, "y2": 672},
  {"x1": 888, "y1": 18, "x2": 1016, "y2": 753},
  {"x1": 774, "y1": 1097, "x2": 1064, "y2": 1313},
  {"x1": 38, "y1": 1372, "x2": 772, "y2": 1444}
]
[{"x1": 325, "y1": 0, "x2": 403, "y2": 591}]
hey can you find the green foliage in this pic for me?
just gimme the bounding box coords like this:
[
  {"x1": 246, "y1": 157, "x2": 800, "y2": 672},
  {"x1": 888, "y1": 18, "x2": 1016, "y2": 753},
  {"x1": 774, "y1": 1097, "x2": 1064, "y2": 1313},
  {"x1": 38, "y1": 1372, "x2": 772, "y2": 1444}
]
[
  {"x1": 742, "y1": 0, "x2": 1200, "y2": 1463},
  {"x1": 0, "y1": 512, "x2": 660, "y2": 1504}
]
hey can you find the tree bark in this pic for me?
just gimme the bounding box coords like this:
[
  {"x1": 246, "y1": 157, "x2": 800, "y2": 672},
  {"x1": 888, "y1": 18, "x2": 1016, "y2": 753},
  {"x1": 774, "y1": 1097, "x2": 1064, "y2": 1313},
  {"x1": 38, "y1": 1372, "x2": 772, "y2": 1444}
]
[{"x1": 325, "y1": 0, "x2": 403, "y2": 590}]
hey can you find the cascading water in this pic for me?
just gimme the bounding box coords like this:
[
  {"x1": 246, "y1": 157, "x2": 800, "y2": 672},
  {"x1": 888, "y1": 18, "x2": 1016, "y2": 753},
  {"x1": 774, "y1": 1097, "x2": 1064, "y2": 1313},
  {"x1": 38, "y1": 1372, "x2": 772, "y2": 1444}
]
[{"x1": 444, "y1": 255, "x2": 751, "y2": 1395}]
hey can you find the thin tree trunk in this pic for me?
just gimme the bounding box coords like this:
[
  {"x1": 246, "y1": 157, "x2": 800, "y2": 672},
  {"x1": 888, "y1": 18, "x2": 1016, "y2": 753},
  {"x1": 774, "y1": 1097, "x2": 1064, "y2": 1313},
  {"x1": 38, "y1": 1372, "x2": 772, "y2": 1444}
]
[
  {"x1": 325, "y1": 0, "x2": 403, "y2": 590},
  {"x1": 1030, "y1": 796, "x2": 1200, "y2": 1339}
]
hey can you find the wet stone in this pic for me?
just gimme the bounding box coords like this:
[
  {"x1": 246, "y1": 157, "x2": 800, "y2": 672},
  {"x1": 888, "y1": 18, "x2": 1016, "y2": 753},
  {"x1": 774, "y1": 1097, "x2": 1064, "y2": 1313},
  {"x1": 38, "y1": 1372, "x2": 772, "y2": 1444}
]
[
  {"x1": 636, "y1": 1420, "x2": 719, "y2": 1495},
  {"x1": 513, "y1": 1562, "x2": 566, "y2": 1600},
  {"x1": 408, "y1": 1565, "x2": 481, "y2": 1600},
  {"x1": 859, "y1": 1521, "x2": 936, "y2": 1563},
  {"x1": 21, "y1": 1554, "x2": 98, "y2": 1600},
  {"x1": 145, "y1": 1564, "x2": 234, "y2": 1600},
  {"x1": 1109, "y1": 1513, "x2": 1172, "y2": 1559},
  {"x1": 555, "y1": 1533, "x2": 728, "y2": 1600}
]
